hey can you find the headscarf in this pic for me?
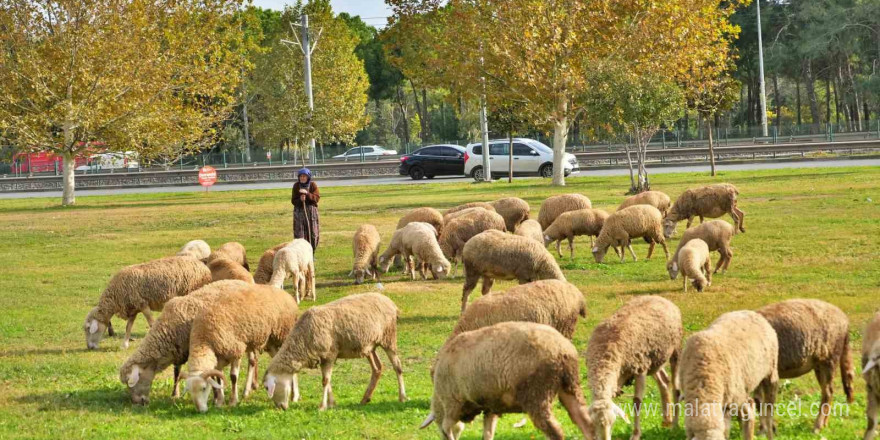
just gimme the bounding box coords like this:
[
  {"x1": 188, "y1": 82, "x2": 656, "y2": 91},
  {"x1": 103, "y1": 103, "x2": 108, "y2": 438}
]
[{"x1": 296, "y1": 168, "x2": 312, "y2": 188}]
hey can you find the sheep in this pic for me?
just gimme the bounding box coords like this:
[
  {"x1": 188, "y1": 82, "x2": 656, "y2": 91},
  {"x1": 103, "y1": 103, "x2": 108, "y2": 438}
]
[
  {"x1": 591, "y1": 205, "x2": 669, "y2": 264},
  {"x1": 177, "y1": 240, "x2": 211, "y2": 259},
  {"x1": 438, "y1": 209, "x2": 507, "y2": 278},
  {"x1": 119, "y1": 280, "x2": 252, "y2": 405},
  {"x1": 663, "y1": 183, "x2": 745, "y2": 238},
  {"x1": 757, "y1": 299, "x2": 854, "y2": 433},
  {"x1": 443, "y1": 201, "x2": 496, "y2": 218},
  {"x1": 543, "y1": 208, "x2": 610, "y2": 259},
  {"x1": 680, "y1": 310, "x2": 778, "y2": 440},
  {"x1": 669, "y1": 238, "x2": 712, "y2": 293},
  {"x1": 442, "y1": 206, "x2": 492, "y2": 224},
  {"x1": 204, "y1": 241, "x2": 249, "y2": 271},
  {"x1": 460, "y1": 230, "x2": 565, "y2": 314},
  {"x1": 537, "y1": 193, "x2": 592, "y2": 229},
  {"x1": 862, "y1": 312, "x2": 880, "y2": 440},
  {"x1": 587, "y1": 296, "x2": 683, "y2": 440},
  {"x1": 264, "y1": 292, "x2": 407, "y2": 411},
  {"x1": 184, "y1": 284, "x2": 298, "y2": 413},
  {"x1": 397, "y1": 207, "x2": 444, "y2": 235},
  {"x1": 420, "y1": 322, "x2": 593, "y2": 440},
  {"x1": 514, "y1": 219, "x2": 544, "y2": 244},
  {"x1": 618, "y1": 190, "x2": 671, "y2": 216},
  {"x1": 83, "y1": 256, "x2": 212, "y2": 350},
  {"x1": 269, "y1": 239, "x2": 315, "y2": 303},
  {"x1": 378, "y1": 222, "x2": 450, "y2": 281},
  {"x1": 667, "y1": 220, "x2": 735, "y2": 276},
  {"x1": 253, "y1": 242, "x2": 290, "y2": 284},
  {"x1": 350, "y1": 224, "x2": 381, "y2": 285},
  {"x1": 207, "y1": 257, "x2": 255, "y2": 284},
  {"x1": 491, "y1": 197, "x2": 530, "y2": 231}
]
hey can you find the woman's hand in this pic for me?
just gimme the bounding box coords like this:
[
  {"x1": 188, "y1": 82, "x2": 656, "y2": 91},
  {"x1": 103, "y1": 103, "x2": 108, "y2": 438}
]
[
  {"x1": 300, "y1": 194, "x2": 307, "y2": 201},
  {"x1": 299, "y1": 189, "x2": 308, "y2": 194}
]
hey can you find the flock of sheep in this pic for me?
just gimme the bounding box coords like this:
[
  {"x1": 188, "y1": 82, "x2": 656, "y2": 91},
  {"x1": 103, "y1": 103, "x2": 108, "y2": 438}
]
[{"x1": 79, "y1": 182, "x2": 880, "y2": 440}]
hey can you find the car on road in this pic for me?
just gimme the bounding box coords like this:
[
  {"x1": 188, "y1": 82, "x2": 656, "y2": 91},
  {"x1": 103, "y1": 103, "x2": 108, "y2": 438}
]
[
  {"x1": 398, "y1": 144, "x2": 466, "y2": 180},
  {"x1": 463, "y1": 138, "x2": 579, "y2": 181},
  {"x1": 75, "y1": 152, "x2": 140, "y2": 173},
  {"x1": 333, "y1": 145, "x2": 397, "y2": 160}
]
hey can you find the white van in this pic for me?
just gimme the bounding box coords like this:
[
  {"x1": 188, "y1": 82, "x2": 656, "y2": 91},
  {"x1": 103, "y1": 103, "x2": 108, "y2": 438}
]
[
  {"x1": 75, "y1": 152, "x2": 140, "y2": 172},
  {"x1": 463, "y1": 138, "x2": 579, "y2": 181}
]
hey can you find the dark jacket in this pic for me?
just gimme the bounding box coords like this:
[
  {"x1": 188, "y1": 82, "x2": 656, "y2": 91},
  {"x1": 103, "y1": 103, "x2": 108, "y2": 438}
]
[{"x1": 291, "y1": 181, "x2": 320, "y2": 207}]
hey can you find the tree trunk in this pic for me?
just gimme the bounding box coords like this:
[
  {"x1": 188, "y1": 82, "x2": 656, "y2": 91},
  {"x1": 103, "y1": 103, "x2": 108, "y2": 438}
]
[
  {"x1": 479, "y1": 94, "x2": 491, "y2": 182},
  {"x1": 864, "y1": 101, "x2": 871, "y2": 126},
  {"x1": 825, "y1": 77, "x2": 832, "y2": 126},
  {"x1": 551, "y1": 97, "x2": 568, "y2": 186},
  {"x1": 846, "y1": 61, "x2": 862, "y2": 131},
  {"x1": 833, "y1": 71, "x2": 841, "y2": 127},
  {"x1": 803, "y1": 60, "x2": 821, "y2": 128},
  {"x1": 623, "y1": 142, "x2": 636, "y2": 193},
  {"x1": 708, "y1": 119, "x2": 716, "y2": 177},
  {"x1": 746, "y1": 81, "x2": 753, "y2": 126},
  {"x1": 795, "y1": 79, "x2": 802, "y2": 126},
  {"x1": 396, "y1": 85, "x2": 410, "y2": 147},
  {"x1": 508, "y1": 131, "x2": 513, "y2": 183},
  {"x1": 421, "y1": 88, "x2": 430, "y2": 140},
  {"x1": 772, "y1": 73, "x2": 781, "y2": 128},
  {"x1": 62, "y1": 151, "x2": 76, "y2": 206}
]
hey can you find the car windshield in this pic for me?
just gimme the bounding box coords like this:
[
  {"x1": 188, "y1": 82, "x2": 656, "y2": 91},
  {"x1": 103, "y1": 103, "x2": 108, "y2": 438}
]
[{"x1": 527, "y1": 140, "x2": 553, "y2": 154}]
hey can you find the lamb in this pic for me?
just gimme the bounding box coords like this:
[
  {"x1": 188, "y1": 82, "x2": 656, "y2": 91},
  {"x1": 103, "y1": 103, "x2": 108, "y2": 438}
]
[
  {"x1": 514, "y1": 219, "x2": 544, "y2": 244},
  {"x1": 420, "y1": 322, "x2": 593, "y2": 440},
  {"x1": 587, "y1": 296, "x2": 683, "y2": 440},
  {"x1": 119, "y1": 280, "x2": 252, "y2": 405},
  {"x1": 663, "y1": 183, "x2": 745, "y2": 238},
  {"x1": 177, "y1": 240, "x2": 211, "y2": 259},
  {"x1": 443, "y1": 201, "x2": 495, "y2": 218},
  {"x1": 667, "y1": 220, "x2": 735, "y2": 276},
  {"x1": 679, "y1": 310, "x2": 778, "y2": 440},
  {"x1": 350, "y1": 224, "x2": 381, "y2": 285},
  {"x1": 378, "y1": 222, "x2": 451, "y2": 281},
  {"x1": 618, "y1": 190, "x2": 671, "y2": 216},
  {"x1": 438, "y1": 209, "x2": 507, "y2": 277},
  {"x1": 397, "y1": 207, "x2": 444, "y2": 235},
  {"x1": 269, "y1": 239, "x2": 315, "y2": 303},
  {"x1": 537, "y1": 193, "x2": 592, "y2": 229},
  {"x1": 491, "y1": 197, "x2": 530, "y2": 231},
  {"x1": 591, "y1": 204, "x2": 669, "y2": 264},
  {"x1": 460, "y1": 230, "x2": 565, "y2": 313},
  {"x1": 757, "y1": 299, "x2": 854, "y2": 433},
  {"x1": 862, "y1": 312, "x2": 880, "y2": 440},
  {"x1": 543, "y1": 208, "x2": 610, "y2": 259},
  {"x1": 83, "y1": 256, "x2": 212, "y2": 350},
  {"x1": 184, "y1": 284, "x2": 298, "y2": 413},
  {"x1": 264, "y1": 292, "x2": 407, "y2": 411},
  {"x1": 208, "y1": 257, "x2": 255, "y2": 284},
  {"x1": 204, "y1": 241, "x2": 249, "y2": 271},
  {"x1": 253, "y1": 242, "x2": 289, "y2": 284},
  {"x1": 668, "y1": 238, "x2": 711, "y2": 292}
]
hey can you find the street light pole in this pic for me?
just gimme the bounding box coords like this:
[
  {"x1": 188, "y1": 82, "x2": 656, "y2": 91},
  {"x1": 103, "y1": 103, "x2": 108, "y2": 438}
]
[
  {"x1": 757, "y1": 0, "x2": 769, "y2": 137},
  {"x1": 282, "y1": 15, "x2": 323, "y2": 165}
]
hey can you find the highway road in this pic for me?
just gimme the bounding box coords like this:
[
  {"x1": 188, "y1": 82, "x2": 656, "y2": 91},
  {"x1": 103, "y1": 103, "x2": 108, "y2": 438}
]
[{"x1": 1, "y1": 158, "x2": 877, "y2": 200}]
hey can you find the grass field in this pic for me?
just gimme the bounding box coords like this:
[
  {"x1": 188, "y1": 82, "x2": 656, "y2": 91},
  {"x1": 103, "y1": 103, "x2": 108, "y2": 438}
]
[{"x1": 0, "y1": 166, "x2": 878, "y2": 439}]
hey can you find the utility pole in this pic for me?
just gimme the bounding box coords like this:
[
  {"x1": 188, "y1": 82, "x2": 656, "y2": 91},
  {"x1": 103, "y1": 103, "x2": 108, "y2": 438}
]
[
  {"x1": 756, "y1": 0, "x2": 769, "y2": 137},
  {"x1": 282, "y1": 14, "x2": 323, "y2": 164},
  {"x1": 478, "y1": 43, "x2": 491, "y2": 182}
]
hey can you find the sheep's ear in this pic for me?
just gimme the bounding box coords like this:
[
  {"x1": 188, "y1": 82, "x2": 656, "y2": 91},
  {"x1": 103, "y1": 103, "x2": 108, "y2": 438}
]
[
  {"x1": 265, "y1": 375, "x2": 276, "y2": 397},
  {"x1": 672, "y1": 262, "x2": 678, "y2": 271},
  {"x1": 127, "y1": 365, "x2": 140, "y2": 387},
  {"x1": 207, "y1": 378, "x2": 223, "y2": 390},
  {"x1": 866, "y1": 358, "x2": 878, "y2": 373},
  {"x1": 89, "y1": 320, "x2": 99, "y2": 335},
  {"x1": 591, "y1": 246, "x2": 599, "y2": 253},
  {"x1": 348, "y1": 269, "x2": 354, "y2": 277},
  {"x1": 419, "y1": 412, "x2": 436, "y2": 429},
  {"x1": 612, "y1": 402, "x2": 630, "y2": 424}
]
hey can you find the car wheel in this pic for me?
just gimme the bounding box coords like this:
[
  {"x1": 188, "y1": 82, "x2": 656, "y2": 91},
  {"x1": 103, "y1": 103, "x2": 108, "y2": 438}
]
[
  {"x1": 540, "y1": 164, "x2": 553, "y2": 178},
  {"x1": 425, "y1": 175, "x2": 435, "y2": 179},
  {"x1": 471, "y1": 167, "x2": 484, "y2": 182},
  {"x1": 409, "y1": 167, "x2": 425, "y2": 180}
]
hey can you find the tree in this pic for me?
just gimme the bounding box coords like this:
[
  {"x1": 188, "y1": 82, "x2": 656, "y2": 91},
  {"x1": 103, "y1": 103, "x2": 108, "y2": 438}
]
[{"x1": 0, "y1": 0, "x2": 248, "y2": 205}]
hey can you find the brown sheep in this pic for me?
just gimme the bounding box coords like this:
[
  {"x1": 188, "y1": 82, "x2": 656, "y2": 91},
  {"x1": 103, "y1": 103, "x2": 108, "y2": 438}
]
[
  {"x1": 514, "y1": 219, "x2": 544, "y2": 244},
  {"x1": 663, "y1": 183, "x2": 745, "y2": 238},
  {"x1": 253, "y1": 242, "x2": 289, "y2": 284},
  {"x1": 592, "y1": 205, "x2": 669, "y2": 263},
  {"x1": 667, "y1": 220, "x2": 735, "y2": 276},
  {"x1": 491, "y1": 197, "x2": 530, "y2": 231},
  {"x1": 618, "y1": 190, "x2": 671, "y2": 216},
  {"x1": 443, "y1": 201, "x2": 496, "y2": 218},
  {"x1": 538, "y1": 193, "x2": 592, "y2": 229},
  {"x1": 208, "y1": 257, "x2": 255, "y2": 284},
  {"x1": 397, "y1": 207, "x2": 444, "y2": 235},
  {"x1": 205, "y1": 241, "x2": 249, "y2": 271},
  {"x1": 439, "y1": 209, "x2": 507, "y2": 277}
]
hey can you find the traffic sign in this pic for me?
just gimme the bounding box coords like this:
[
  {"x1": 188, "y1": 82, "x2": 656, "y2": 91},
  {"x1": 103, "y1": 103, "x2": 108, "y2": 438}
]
[{"x1": 198, "y1": 166, "x2": 217, "y2": 187}]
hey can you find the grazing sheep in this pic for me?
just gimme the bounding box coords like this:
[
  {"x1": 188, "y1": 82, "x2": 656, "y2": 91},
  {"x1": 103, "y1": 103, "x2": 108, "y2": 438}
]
[
  {"x1": 587, "y1": 296, "x2": 683, "y2": 440},
  {"x1": 185, "y1": 284, "x2": 298, "y2": 413},
  {"x1": 270, "y1": 239, "x2": 315, "y2": 303},
  {"x1": 378, "y1": 222, "x2": 450, "y2": 281},
  {"x1": 119, "y1": 280, "x2": 252, "y2": 405},
  {"x1": 442, "y1": 206, "x2": 493, "y2": 224},
  {"x1": 680, "y1": 310, "x2": 778, "y2": 440},
  {"x1": 397, "y1": 207, "x2": 444, "y2": 235},
  {"x1": 491, "y1": 197, "x2": 530, "y2": 231},
  {"x1": 663, "y1": 183, "x2": 745, "y2": 238},
  {"x1": 83, "y1": 256, "x2": 212, "y2": 350},
  {"x1": 443, "y1": 201, "x2": 496, "y2": 218},
  {"x1": 669, "y1": 239, "x2": 711, "y2": 293},
  {"x1": 538, "y1": 194, "x2": 592, "y2": 229},
  {"x1": 420, "y1": 322, "x2": 593, "y2": 440},
  {"x1": 208, "y1": 257, "x2": 255, "y2": 284},
  {"x1": 514, "y1": 219, "x2": 544, "y2": 244},
  {"x1": 667, "y1": 220, "x2": 735, "y2": 276},
  {"x1": 350, "y1": 224, "x2": 381, "y2": 285},
  {"x1": 177, "y1": 240, "x2": 211, "y2": 260},
  {"x1": 460, "y1": 230, "x2": 565, "y2": 313},
  {"x1": 439, "y1": 209, "x2": 507, "y2": 277},
  {"x1": 264, "y1": 292, "x2": 407, "y2": 411},
  {"x1": 543, "y1": 208, "x2": 610, "y2": 259},
  {"x1": 618, "y1": 190, "x2": 671, "y2": 216},
  {"x1": 757, "y1": 299, "x2": 854, "y2": 433},
  {"x1": 205, "y1": 241, "x2": 250, "y2": 271},
  {"x1": 591, "y1": 205, "x2": 669, "y2": 264},
  {"x1": 862, "y1": 312, "x2": 880, "y2": 440},
  {"x1": 253, "y1": 242, "x2": 289, "y2": 284}
]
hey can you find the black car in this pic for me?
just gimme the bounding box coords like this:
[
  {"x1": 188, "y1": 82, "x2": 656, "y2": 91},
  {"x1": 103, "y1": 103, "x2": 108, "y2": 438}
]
[{"x1": 399, "y1": 144, "x2": 466, "y2": 180}]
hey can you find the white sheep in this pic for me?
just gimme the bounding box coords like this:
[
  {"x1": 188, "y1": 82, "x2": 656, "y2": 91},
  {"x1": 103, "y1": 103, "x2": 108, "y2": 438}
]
[
  {"x1": 264, "y1": 292, "x2": 407, "y2": 411},
  {"x1": 350, "y1": 224, "x2": 381, "y2": 285},
  {"x1": 270, "y1": 239, "x2": 315, "y2": 303},
  {"x1": 538, "y1": 193, "x2": 592, "y2": 229},
  {"x1": 663, "y1": 183, "x2": 745, "y2": 238},
  {"x1": 543, "y1": 208, "x2": 610, "y2": 258},
  {"x1": 491, "y1": 197, "x2": 530, "y2": 231},
  {"x1": 591, "y1": 205, "x2": 669, "y2": 263},
  {"x1": 863, "y1": 312, "x2": 880, "y2": 440},
  {"x1": 177, "y1": 240, "x2": 211, "y2": 260},
  {"x1": 667, "y1": 220, "x2": 735, "y2": 276},
  {"x1": 378, "y1": 222, "x2": 450, "y2": 280},
  {"x1": 669, "y1": 238, "x2": 711, "y2": 292},
  {"x1": 438, "y1": 209, "x2": 506, "y2": 277},
  {"x1": 514, "y1": 219, "x2": 544, "y2": 244}
]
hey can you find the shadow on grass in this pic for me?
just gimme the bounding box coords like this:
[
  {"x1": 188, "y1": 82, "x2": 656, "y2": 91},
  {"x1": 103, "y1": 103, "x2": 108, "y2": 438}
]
[
  {"x1": 398, "y1": 315, "x2": 453, "y2": 325},
  {"x1": 0, "y1": 347, "x2": 92, "y2": 357},
  {"x1": 336, "y1": 397, "x2": 429, "y2": 414}
]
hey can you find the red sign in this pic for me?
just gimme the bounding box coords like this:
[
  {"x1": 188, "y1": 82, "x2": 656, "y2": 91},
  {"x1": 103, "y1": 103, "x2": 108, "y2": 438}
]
[{"x1": 198, "y1": 166, "x2": 217, "y2": 187}]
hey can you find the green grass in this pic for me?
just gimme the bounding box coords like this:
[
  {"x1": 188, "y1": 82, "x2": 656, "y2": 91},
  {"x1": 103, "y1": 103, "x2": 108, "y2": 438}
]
[{"x1": 0, "y1": 166, "x2": 878, "y2": 439}]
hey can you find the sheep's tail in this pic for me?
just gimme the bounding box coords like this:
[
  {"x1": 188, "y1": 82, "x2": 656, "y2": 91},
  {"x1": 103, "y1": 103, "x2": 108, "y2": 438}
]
[
  {"x1": 841, "y1": 332, "x2": 855, "y2": 404},
  {"x1": 578, "y1": 301, "x2": 587, "y2": 318}
]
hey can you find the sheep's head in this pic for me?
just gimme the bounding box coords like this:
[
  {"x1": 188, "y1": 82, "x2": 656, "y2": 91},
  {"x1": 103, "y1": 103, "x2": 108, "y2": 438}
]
[
  {"x1": 83, "y1": 308, "x2": 108, "y2": 350},
  {"x1": 591, "y1": 245, "x2": 608, "y2": 263},
  {"x1": 378, "y1": 255, "x2": 394, "y2": 273},
  {"x1": 543, "y1": 234, "x2": 554, "y2": 248},
  {"x1": 264, "y1": 372, "x2": 297, "y2": 410},
  {"x1": 430, "y1": 261, "x2": 450, "y2": 280},
  {"x1": 184, "y1": 370, "x2": 225, "y2": 413},
  {"x1": 120, "y1": 363, "x2": 156, "y2": 405},
  {"x1": 864, "y1": 344, "x2": 880, "y2": 375},
  {"x1": 589, "y1": 399, "x2": 630, "y2": 440},
  {"x1": 350, "y1": 267, "x2": 371, "y2": 285},
  {"x1": 667, "y1": 260, "x2": 680, "y2": 280},
  {"x1": 693, "y1": 278, "x2": 707, "y2": 292},
  {"x1": 662, "y1": 218, "x2": 678, "y2": 238}
]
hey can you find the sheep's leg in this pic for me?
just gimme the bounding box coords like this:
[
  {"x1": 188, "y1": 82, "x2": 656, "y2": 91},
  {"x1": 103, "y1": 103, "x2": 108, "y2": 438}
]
[
  {"x1": 740, "y1": 399, "x2": 756, "y2": 440},
  {"x1": 568, "y1": 237, "x2": 574, "y2": 259},
  {"x1": 481, "y1": 276, "x2": 494, "y2": 296},
  {"x1": 659, "y1": 240, "x2": 669, "y2": 262},
  {"x1": 141, "y1": 309, "x2": 155, "y2": 327},
  {"x1": 526, "y1": 401, "x2": 565, "y2": 440},
  {"x1": 244, "y1": 352, "x2": 257, "y2": 397},
  {"x1": 814, "y1": 364, "x2": 834, "y2": 432},
  {"x1": 866, "y1": 384, "x2": 879, "y2": 440},
  {"x1": 122, "y1": 316, "x2": 136, "y2": 349},
  {"x1": 631, "y1": 374, "x2": 646, "y2": 440},
  {"x1": 554, "y1": 240, "x2": 562, "y2": 257},
  {"x1": 441, "y1": 416, "x2": 465, "y2": 440},
  {"x1": 759, "y1": 378, "x2": 777, "y2": 440},
  {"x1": 229, "y1": 357, "x2": 242, "y2": 406},
  {"x1": 654, "y1": 370, "x2": 673, "y2": 427},
  {"x1": 309, "y1": 262, "x2": 317, "y2": 301},
  {"x1": 733, "y1": 206, "x2": 746, "y2": 233},
  {"x1": 627, "y1": 241, "x2": 638, "y2": 262},
  {"x1": 704, "y1": 260, "x2": 712, "y2": 286},
  {"x1": 683, "y1": 276, "x2": 688, "y2": 293},
  {"x1": 319, "y1": 359, "x2": 335, "y2": 410},
  {"x1": 482, "y1": 413, "x2": 499, "y2": 440},
  {"x1": 172, "y1": 364, "x2": 182, "y2": 398},
  {"x1": 382, "y1": 346, "x2": 407, "y2": 402},
  {"x1": 646, "y1": 241, "x2": 656, "y2": 259},
  {"x1": 291, "y1": 374, "x2": 300, "y2": 402},
  {"x1": 699, "y1": 215, "x2": 704, "y2": 224},
  {"x1": 669, "y1": 351, "x2": 681, "y2": 429},
  {"x1": 361, "y1": 350, "x2": 384, "y2": 405},
  {"x1": 107, "y1": 321, "x2": 115, "y2": 337},
  {"x1": 461, "y1": 271, "x2": 480, "y2": 314},
  {"x1": 558, "y1": 388, "x2": 593, "y2": 440},
  {"x1": 685, "y1": 217, "x2": 693, "y2": 228}
]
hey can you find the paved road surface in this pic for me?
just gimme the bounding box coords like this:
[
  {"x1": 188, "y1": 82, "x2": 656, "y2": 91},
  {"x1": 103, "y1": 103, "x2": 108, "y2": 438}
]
[{"x1": 2, "y1": 158, "x2": 877, "y2": 200}]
